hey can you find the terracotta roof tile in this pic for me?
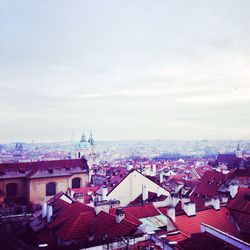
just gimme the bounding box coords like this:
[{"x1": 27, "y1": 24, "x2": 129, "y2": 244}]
[
  {"x1": 0, "y1": 159, "x2": 88, "y2": 179},
  {"x1": 122, "y1": 203, "x2": 161, "y2": 219},
  {"x1": 91, "y1": 211, "x2": 138, "y2": 242},
  {"x1": 175, "y1": 207, "x2": 239, "y2": 238}
]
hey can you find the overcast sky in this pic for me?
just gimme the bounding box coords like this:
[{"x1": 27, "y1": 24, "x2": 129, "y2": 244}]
[{"x1": 0, "y1": 0, "x2": 250, "y2": 142}]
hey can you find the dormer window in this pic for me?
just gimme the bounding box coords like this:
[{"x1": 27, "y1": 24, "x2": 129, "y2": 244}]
[
  {"x1": 48, "y1": 168, "x2": 53, "y2": 174},
  {"x1": 18, "y1": 168, "x2": 25, "y2": 174}
]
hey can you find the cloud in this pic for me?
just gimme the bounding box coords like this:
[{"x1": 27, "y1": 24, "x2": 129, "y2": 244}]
[{"x1": 0, "y1": 0, "x2": 250, "y2": 142}]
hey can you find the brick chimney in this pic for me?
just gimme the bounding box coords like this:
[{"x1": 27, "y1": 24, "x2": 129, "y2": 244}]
[{"x1": 116, "y1": 208, "x2": 125, "y2": 224}]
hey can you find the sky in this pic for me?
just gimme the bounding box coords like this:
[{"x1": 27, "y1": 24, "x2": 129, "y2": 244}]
[{"x1": 0, "y1": 0, "x2": 250, "y2": 142}]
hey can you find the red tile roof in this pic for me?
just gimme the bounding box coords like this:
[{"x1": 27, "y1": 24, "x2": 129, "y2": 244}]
[
  {"x1": 227, "y1": 188, "x2": 250, "y2": 235},
  {"x1": 175, "y1": 207, "x2": 239, "y2": 238},
  {"x1": 192, "y1": 171, "x2": 226, "y2": 197},
  {"x1": 29, "y1": 192, "x2": 72, "y2": 232},
  {"x1": 109, "y1": 208, "x2": 142, "y2": 226},
  {"x1": 178, "y1": 232, "x2": 240, "y2": 250},
  {"x1": 0, "y1": 159, "x2": 88, "y2": 179},
  {"x1": 90, "y1": 211, "x2": 138, "y2": 242},
  {"x1": 121, "y1": 203, "x2": 161, "y2": 219},
  {"x1": 167, "y1": 231, "x2": 188, "y2": 243},
  {"x1": 227, "y1": 187, "x2": 250, "y2": 214}
]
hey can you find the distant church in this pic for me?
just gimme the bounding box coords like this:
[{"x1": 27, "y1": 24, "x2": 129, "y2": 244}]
[{"x1": 75, "y1": 131, "x2": 95, "y2": 159}]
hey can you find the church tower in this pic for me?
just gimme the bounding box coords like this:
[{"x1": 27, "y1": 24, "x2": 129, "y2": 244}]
[
  {"x1": 236, "y1": 143, "x2": 242, "y2": 158},
  {"x1": 75, "y1": 131, "x2": 94, "y2": 159},
  {"x1": 88, "y1": 131, "x2": 95, "y2": 146}
]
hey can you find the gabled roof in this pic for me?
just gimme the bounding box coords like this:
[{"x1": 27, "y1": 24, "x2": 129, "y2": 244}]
[
  {"x1": 227, "y1": 188, "x2": 250, "y2": 235},
  {"x1": 121, "y1": 203, "x2": 161, "y2": 219},
  {"x1": 29, "y1": 192, "x2": 72, "y2": 232},
  {"x1": 90, "y1": 211, "x2": 138, "y2": 242},
  {"x1": 129, "y1": 191, "x2": 167, "y2": 206},
  {"x1": 228, "y1": 188, "x2": 250, "y2": 213},
  {"x1": 216, "y1": 154, "x2": 240, "y2": 169},
  {"x1": 191, "y1": 170, "x2": 226, "y2": 197},
  {"x1": 109, "y1": 209, "x2": 142, "y2": 226},
  {"x1": 175, "y1": 207, "x2": 239, "y2": 238},
  {"x1": 103, "y1": 169, "x2": 169, "y2": 196},
  {"x1": 48, "y1": 202, "x2": 95, "y2": 241},
  {"x1": 179, "y1": 232, "x2": 239, "y2": 250}
]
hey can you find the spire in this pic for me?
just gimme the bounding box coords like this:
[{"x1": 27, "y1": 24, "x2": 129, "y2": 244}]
[
  {"x1": 88, "y1": 131, "x2": 95, "y2": 145},
  {"x1": 236, "y1": 142, "x2": 242, "y2": 158},
  {"x1": 80, "y1": 131, "x2": 86, "y2": 142}
]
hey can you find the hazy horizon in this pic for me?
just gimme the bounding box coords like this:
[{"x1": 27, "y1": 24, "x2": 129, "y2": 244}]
[{"x1": 1, "y1": 1, "x2": 250, "y2": 142}]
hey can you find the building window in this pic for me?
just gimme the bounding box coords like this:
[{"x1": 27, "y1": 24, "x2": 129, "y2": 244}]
[
  {"x1": 72, "y1": 177, "x2": 81, "y2": 188},
  {"x1": 6, "y1": 183, "x2": 17, "y2": 197},
  {"x1": 46, "y1": 182, "x2": 56, "y2": 196}
]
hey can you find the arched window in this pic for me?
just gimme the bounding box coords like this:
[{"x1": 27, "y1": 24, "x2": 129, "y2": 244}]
[
  {"x1": 72, "y1": 177, "x2": 81, "y2": 188},
  {"x1": 6, "y1": 183, "x2": 17, "y2": 197},
  {"x1": 46, "y1": 182, "x2": 56, "y2": 196}
]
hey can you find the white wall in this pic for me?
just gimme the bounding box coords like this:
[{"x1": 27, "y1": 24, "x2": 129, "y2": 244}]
[{"x1": 107, "y1": 170, "x2": 169, "y2": 206}]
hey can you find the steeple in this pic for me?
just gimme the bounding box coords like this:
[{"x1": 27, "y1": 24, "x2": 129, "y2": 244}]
[
  {"x1": 80, "y1": 131, "x2": 86, "y2": 142},
  {"x1": 236, "y1": 143, "x2": 242, "y2": 158},
  {"x1": 88, "y1": 131, "x2": 95, "y2": 146}
]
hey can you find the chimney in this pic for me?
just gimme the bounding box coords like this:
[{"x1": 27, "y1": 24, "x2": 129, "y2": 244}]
[
  {"x1": 204, "y1": 198, "x2": 212, "y2": 207},
  {"x1": 47, "y1": 205, "x2": 53, "y2": 223},
  {"x1": 170, "y1": 193, "x2": 179, "y2": 207},
  {"x1": 229, "y1": 184, "x2": 239, "y2": 198},
  {"x1": 184, "y1": 202, "x2": 196, "y2": 217},
  {"x1": 102, "y1": 185, "x2": 108, "y2": 201},
  {"x1": 159, "y1": 171, "x2": 164, "y2": 183},
  {"x1": 167, "y1": 205, "x2": 176, "y2": 222},
  {"x1": 221, "y1": 195, "x2": 229, "y2": 204},
  {"x1": 116, "y1": 208, "x2": 125, "y2": 223},
  {"x1": 127, "y1": 164, "x2": 133, "y2": 171},
  {"x1": 157, "y1": 187, "x2": 162, "y2": 198},
  {"x1": 181, "y1": 195, "x2": 190, "y2": 210},
  {"x1": 151, "y1": 164, "x2": 156, "y2": 176},
  {"x1": 70, "y1": 190, "x2": 75, "y2": 199},
  {"x1": 42, "y1": 202, "x2": 47, "y2": 218},
  {"x1": 142, "y1": 185, "x2": 148, "y2": 202},
  {"x1": 211, "y1": 197, "x2": 220, "y2": 210}
]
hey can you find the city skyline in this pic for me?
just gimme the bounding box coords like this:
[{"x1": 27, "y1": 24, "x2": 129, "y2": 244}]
[{"x1": 1, "y1": 1, "x2": 250, "y2": 142}]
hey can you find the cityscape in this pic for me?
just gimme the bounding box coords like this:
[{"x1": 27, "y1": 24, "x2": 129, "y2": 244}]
[{"x1": 1, "y1": 1, "x2": 250, "y2": 250}]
